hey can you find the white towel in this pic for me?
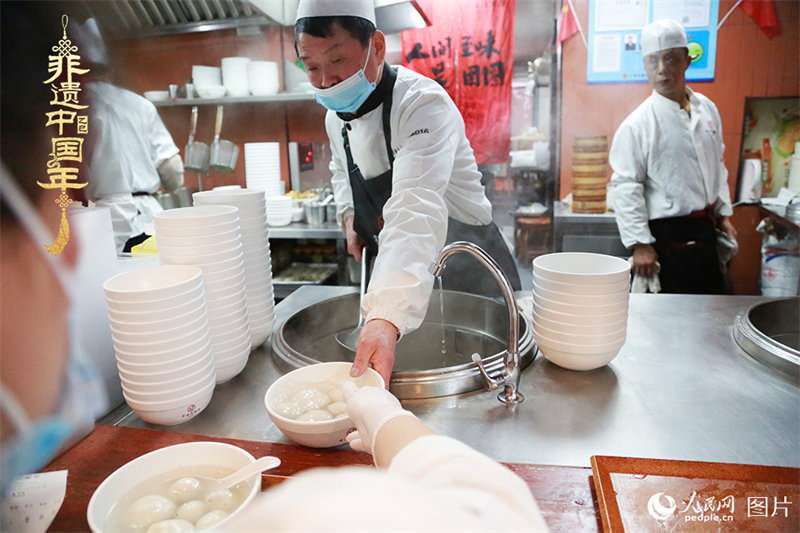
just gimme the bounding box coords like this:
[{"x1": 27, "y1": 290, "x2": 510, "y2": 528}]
[{"x1": 628, "y1": 257, "x2": 661, "y2": 293}]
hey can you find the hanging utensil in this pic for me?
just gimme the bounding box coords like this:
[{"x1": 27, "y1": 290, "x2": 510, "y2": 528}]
[
  {"x1": 209, "y1": 104, "x2": 239, "y2": 174},
  {"x1": 336, "y1": 247, "x2": 368, "y2": 352},
  {"x1": 184, "y1": 106, "x2": 209, "y2": 174}
]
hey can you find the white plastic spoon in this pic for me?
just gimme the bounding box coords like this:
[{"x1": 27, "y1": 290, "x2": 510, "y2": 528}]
[{"x1": 212, "y1": 456, "x2": 281, "y2": 490}]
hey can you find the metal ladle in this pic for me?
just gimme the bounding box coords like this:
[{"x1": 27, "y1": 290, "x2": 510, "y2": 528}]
[{"x1": 336, "y1": 247, "x2": 367, "y2": 351}]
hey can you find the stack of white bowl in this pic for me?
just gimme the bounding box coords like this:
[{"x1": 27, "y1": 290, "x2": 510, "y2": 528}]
[
  {"x1": 222, "y1": 57, "x2": 251, "y2": 97},
  {"x1": 244, "y1": 142, "x2": 282, "y2": 195},
  {"x1": 153, "y1": 206, "x2": 252, "y2": 383},
  {"x1": 192, "y1": 65, "x2": 226, "y2": 98},
  {"x1": 192, "y1": 189, "x2": 276, "y2": 347},
  {"x1": 103, "y1": 265, "x2": 216, "y2": 425},
  {"x1": 248, "y1": 61, "x2": 280, "y2": 96},
  {"x1": 265, "y1": 196, "x2": 293, "y2": 226},
  {"x1": 531, "y1": 252, "x2": 631, "y2": 371}
]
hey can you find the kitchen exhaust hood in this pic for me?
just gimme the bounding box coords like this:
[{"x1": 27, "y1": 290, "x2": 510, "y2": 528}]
[{"x1": 85, "y1": 0, "x2": 429, "y2": 39}]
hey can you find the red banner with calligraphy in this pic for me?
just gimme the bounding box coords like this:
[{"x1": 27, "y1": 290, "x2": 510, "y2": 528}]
[{"x1": 401, "y1": 0, "x2": 515, "y2": 165}]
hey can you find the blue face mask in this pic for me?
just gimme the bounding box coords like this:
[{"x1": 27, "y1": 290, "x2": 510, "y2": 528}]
[
  {"x1": 0, "y1": 164, "x2": 108, "y2": 495},
  {"x1": 314, "y1": 37, "x2": 377, "y2": 113}
]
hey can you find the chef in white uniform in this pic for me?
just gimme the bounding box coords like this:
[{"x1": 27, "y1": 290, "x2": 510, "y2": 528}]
[
  {"x1": 610, "y1": 19, "x2": 737, "y2": 294},
  {"x1": 294, "y1": 0, "x2": 521, "y2": 385},
  {"x1": 75, "y1": 20, "x2": 185, "y2": 253}
]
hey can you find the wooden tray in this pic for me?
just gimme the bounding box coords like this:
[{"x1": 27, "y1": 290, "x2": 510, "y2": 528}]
[{"x1": 591, "y1": 455, "x2": 800, "y2": 533}]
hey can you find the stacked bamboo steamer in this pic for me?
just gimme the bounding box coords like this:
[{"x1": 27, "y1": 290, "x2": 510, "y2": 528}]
[{"x1": 571, "y1": 136, "x2": 609, "y2": 214}]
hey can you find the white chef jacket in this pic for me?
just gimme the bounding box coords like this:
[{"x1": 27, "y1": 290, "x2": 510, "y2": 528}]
[
  {"x1": 223, "y1": 435, "x2": 549, "y2": 532},
  {"x1": 609, "y1": 88, "x2": 733, "y2": 249},
  {"x1": 86, "y1": 82, "x2": 179, "y2": 251},
  {"x1": 327, "y1": 66, "x2": 493, "y2": 335}
]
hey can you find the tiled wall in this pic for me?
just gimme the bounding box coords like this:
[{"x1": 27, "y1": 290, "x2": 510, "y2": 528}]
[{"x1": 559, "y1": 0, "x2": 799, "y2": 199}]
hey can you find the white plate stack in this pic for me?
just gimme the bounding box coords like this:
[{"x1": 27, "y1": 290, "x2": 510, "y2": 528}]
[
  {"x1": 265, "y1": 196, "x2": 293, "y2": 226},
  {"x1": 531, "y1": 252, "x2": 631, "y2": 371},
  {"x1": 244, "y1": 142, "x2": 283, "y2": 195},
  {"x1": 222, "y1": 57, "x2": 251, "y2": 98},
  {"x1": 193, "y1": 190, "x2": 276, "y2": 348},
  {"x1": 248, "y1": 61, "x2": 280, "y2": 96},
  {"x1": 153, "y1": 206, "x2": 252, "y2": 383},
  {"x1": 103, "y1": 265, "x2": 215, "y2": 425}
]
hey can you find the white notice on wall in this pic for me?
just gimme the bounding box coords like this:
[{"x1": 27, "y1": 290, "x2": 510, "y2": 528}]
[
  {"x1": 595, "y1": 0, "x2": 649, "y2": 31},
  {"x1": 653, "y1": 0, "x2": 711, "y2": 27},
  {"x1": 593, "y1": 34, "x2": 622, "y2": 72}
]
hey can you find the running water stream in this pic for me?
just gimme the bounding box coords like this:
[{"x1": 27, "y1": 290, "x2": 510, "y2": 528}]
[{"x1": 438, "y1": 276, "x2": 446, "y2": 355}]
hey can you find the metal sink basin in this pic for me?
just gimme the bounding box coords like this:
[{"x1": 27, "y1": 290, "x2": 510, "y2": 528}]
[
  {"x1": 734, "y1": 297, "x2": 800, "y2": 381},
  {"x1": 271, "y1": 290, "x2": 536, "y2": 399}
]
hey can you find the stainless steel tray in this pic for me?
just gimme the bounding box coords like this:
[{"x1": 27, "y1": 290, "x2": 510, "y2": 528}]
[{"x1": 272, "y1": 262, "x2": 338, "y2": 288}]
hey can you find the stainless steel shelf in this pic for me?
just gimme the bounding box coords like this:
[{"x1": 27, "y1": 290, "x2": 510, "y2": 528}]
[
  {"x1": 153, "y1": 93, "x2": 317, "y2": 107},
  {"x1": 267, "y1": 221, "x2": 344, "y2": 240}
]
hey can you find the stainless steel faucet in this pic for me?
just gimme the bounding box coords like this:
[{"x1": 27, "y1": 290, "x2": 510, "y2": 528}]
[{"x1": 429, "y1": 241, "x2": 524, "y2": 405}]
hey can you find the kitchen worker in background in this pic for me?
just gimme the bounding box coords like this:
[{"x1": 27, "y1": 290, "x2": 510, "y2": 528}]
[
  {"x1": 610, "y1": 19, "x2": 737, "y2": 294},
  {"x1": 73, "y1": 19, "x2": 185, "y2": 253},
  {"x1": 1, "y1": 1, "x2": 107, "y2": 495},
  {"x1": 225, "y1": 383, "x2": 549, "y2": 532},
  {"x1": 294, "y1": 0, "x2": 521, "y2": 385}
]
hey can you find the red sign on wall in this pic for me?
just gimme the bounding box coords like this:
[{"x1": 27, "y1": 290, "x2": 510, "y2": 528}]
[{"x1": 401, "y1": 0, "x2": 515, "y2": 165}]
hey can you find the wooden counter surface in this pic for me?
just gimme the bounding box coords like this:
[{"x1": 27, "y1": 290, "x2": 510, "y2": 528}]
[{"x1": 43, "y1": 424, "x2": 601, "y2": 532}]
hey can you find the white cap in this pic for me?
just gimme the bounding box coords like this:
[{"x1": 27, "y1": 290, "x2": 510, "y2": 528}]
[
  {"x1": 295, "y1": 0, "x2": 376, "y2": 25},
  {"x1": 640, "y1": 19, "x2": 688, "y2": 58},
  {"x1": 71, "y1": 18, "x2": 109, "y2": 66}
]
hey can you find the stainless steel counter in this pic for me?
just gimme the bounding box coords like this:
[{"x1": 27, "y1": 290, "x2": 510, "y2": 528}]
[
  {"x1": 101, "y1": 287, "x2": 800, "y2": 469},
  {"x1": 268, "y1": 221, "x2": 344, "y2": 239}
]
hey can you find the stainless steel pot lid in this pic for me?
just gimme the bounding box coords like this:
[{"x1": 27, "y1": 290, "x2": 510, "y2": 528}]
[{"x1": 734, "y1": 297, "x2": 800, "y2": 381}]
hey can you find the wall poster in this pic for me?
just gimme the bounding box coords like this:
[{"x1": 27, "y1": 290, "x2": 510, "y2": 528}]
[{"x1": 587, "y1": 0, "x2": 719, "y2": 84}]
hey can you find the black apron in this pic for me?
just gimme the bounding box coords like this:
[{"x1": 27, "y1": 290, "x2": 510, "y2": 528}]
[
  {"x1": 339, "y1": 63, "x2": 521, "y2": 299},
  {"x1": 649, "y1": 207, "x2": 727, "y2": 295}
]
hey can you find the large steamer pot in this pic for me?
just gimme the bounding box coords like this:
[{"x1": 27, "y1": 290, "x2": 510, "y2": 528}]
[{"x1": 271, "y1": 291, "x2": 535, "y2": 399}]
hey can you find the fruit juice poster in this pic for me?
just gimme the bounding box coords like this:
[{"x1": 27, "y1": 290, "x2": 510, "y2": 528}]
[
  {"x1": 739, "y1": 97, "x2": 800, "y2": 198},
  {"x1": 587, "y1": 0, "x2": 718, "y2": 84}
]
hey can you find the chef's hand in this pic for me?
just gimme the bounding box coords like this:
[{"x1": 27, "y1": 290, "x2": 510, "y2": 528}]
[
  {"x1": 350, "y1": 319, "x2": 397, "y2": 388},
  {"x1": 719, "y1": 216, "x2": 738, "y2": 240},
  {"x1": 344, "y1": 216, "x2": 364, "y2": 262},
  {"x1": 632, "y1": 243, "x2": 659, "y2": 278},
  {"x1": 342, "y1": 382, "x2": 415, "y2": 456}
]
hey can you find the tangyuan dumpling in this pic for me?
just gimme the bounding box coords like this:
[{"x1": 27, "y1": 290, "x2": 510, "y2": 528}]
[
  {"x1": 205, "y1": 489, "x2": 237, "y2": 512},
  {"x1": 174, "y1": 500, "x2": 206, "y2": 524},
  {"x1": 297, "y1": 409, "x2": 333, "y2": 422},
  {"x1": 292, "y1": 389, "x2": 331, "y2": 413},
  {"x1": 326, "y1": 401, "x2": 347, "y2": 416},
  {"x1": 126, "y1": 495, "x2": 178, "y2": 531},
  {"x1": 146, "y1": 519, "x2": 195, "y2": 532},
  {"x1": 275, "y1": 401, "x2": 305, "y2": 419},
  {"x1": 327, "y1": 387, "x2": 345, "y2": 403},
  {"x1": 335, "y1": 413, "x2": 348, "y2": 419},
  {"x1": 168, "y1": 477, "x2": 202, "y2": 503},
  {"x1": 195, "y1": 510, "x2": 230, "y2": 531}
]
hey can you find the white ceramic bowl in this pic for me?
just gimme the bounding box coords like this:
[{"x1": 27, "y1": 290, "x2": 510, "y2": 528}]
[
  {"x1": 117, "y1": 345, "x2": 213, "y2": 382},
  {"x1": 157, "y1": 237, "x2": 241, "y2": 258},
  {"x1": 109, "y1": 305, "x2": 206, "y2": 335},
  {"x1": 534, "y1": 329, "x2": 626, "y2": 355},
  {"x1": 159, "y1": 243, "x2": 244, "y2": 266},
  {"x1": 111, "y1": 314, "x2": 208, "y2": 346},
  {"x1": 194, "y1": 189, "x2": 266, "y2": 203},
  {"x1": 533, "y1": 289, "x2": 628, "y2": 316},
  {"x1": 125, "y1": 387, "x2": 214, "y2": 425},
  {"x1": 112, "y1": 319, "x2": 210, "y2": 354},
  {"x1": 246, "y1": 301, "x2": 274, "y2": 316},
  {"x1": 197, "y1": 85, "x2": 226, "y2": 99},
  {"x1": 153, "y1": 205, "x2": 239, "y2": 228},
  {"x1": 205, "y1": 286, "x2": 247, "y2": 310},
  {"x1": 240, "y1": 233, "x2": 269, "y2": 247},
  {"x1": 192, "y1": 65, "x2": 222, "y2": 86},
  {"x1": 155, "y1": 227, "x2": 241, "y2": 248},
  {"x1": 204, "y1": 271, "x2": 246, "y2": 293},
  {"x1": 532, "y1": 318, "x2": 626, "y2": 345},
  {"x1": 265, "y1": 362, "x2": 384, "y2": 448},
  {"x1": 532, "y1": 299, "x2": 628, "y2": 326},
  {"x1": 204, "y1": 280, "x2": 249, "y2": 304},
  {"x1": 533, "y1": 252, "x2": 631, "y2": 285},
  {"x1": 533, "y1": 284, "x2": 630, "y2": 306},
  {"x1": 248, "y1": 309, "x2": 275, "y2": 323},
  {"x1": 86, "y1": 441, "x2": 259, "y2": 532},
  {"x1": 121, "y1": 370, "x2": 215, "y2": 402},
  {"x1": 209, "y1": 313, "x2": 249, "y2": 335},
  {"x1": 107, "y1": 293, "x2": 206, "y2": 324},
  {"x1": 210, "y1": 322, "x2": 250, "y2": 347},
  {"x1": 154, "y1": 219, "x2": 240, "y2": 238},
  {"x1": 206, "y1": 295, "x2": 247, "y2": 320},
  {"x1": 215, "y1": 356, "x2": 249, "y2": 383},
  {"x1": 240, "y1": 214, "x2": 268, "y2": 228},
  {"x1": 200, "y1": 261, "x2": 245, "y2": 283},
  {"x1": 239, "y1": 222, "x2": 269, "y2": 236},
  {"x1": 103, "y1": 265, "x2": 203, "y2": 303},
  {"x1": 532, "y1": 308, "x2": 627, "y2": 336},
  {"x1": 538, "y1": 347, "x2": 621, "y2": 371},
  {"x1": 267, "y1": 213, "x2": 292, "y2": 227},
  {"x1": 144, "y1": 90, "x2": 169, "y2": 102},
  {"x1": 195, "y1": 198, "x2": 266, "y2": 212},
  {"x1": 532, "y1": 272, "x2": 630, "y2": 295},
  {"x1": 212, "y1": 330, "x2": 251, "y2": 353},
  {"x1": 105, "y1": 285, "x2": 205, "y2": 313},
  {"x1": 196, "y1": 252, "x2": 246, "y2": 274},
  {"x1": 120, "y1": 359, "x2": 215, "y2": 393},
  {"x1": 113, "y1": 328, "x2": 211, "y2": 362},
  {"x1": 213, "y1": 338, "x2": 252, "y2": 360}
]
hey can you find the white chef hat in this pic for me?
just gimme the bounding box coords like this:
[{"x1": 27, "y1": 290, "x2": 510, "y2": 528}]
[
  {"x1": 640, "y1": 19, "x2": 688, "y2": 58},
  {"x1": 295, "y1": 0, "x2": 376, "y2": 25},
  {"x1": 71, "y1": 18, "x2": 110, "y2": 67}
]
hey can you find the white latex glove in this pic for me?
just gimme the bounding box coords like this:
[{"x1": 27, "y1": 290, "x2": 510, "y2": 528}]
[{"x1": 343, "y1": 382, "x2": 415, "y2": 455}]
